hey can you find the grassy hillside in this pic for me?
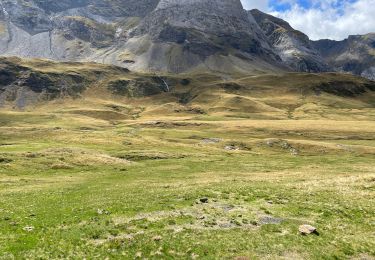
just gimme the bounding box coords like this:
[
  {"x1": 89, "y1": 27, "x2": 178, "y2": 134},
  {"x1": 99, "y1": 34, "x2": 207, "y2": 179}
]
[
  {"x1": 0, "y1": 58, "x2": 374, "y2": 259},
  {"x1": 1, "y1": 57, "x2": 374, "y2": 120}
]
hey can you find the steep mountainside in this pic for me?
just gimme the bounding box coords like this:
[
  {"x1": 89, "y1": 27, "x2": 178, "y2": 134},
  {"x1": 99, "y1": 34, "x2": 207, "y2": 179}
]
[
  {"x1": 0, "y1": 1, "x2": 374, "y2": 77},
  {"x1": 115, "y1": 0, "x2": 283, "y2": 73},
  {"x1": 312, "y1": 34, "x2": 375, "y2": 80},
  {"x1": 0, "y1": 0, "x2": 285, "y2": 74},
  {"x1": 250, "y1": 9, "x2": 329, "y2": 73},
  {"x1": 0, "y1": 0, "x2": 158, "y2": 61}
]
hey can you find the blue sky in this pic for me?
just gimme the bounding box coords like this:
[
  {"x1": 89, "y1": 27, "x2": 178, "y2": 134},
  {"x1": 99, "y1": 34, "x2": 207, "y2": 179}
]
[{"x1": 241, "y1": 0, "x2": 375, "y2": 40}]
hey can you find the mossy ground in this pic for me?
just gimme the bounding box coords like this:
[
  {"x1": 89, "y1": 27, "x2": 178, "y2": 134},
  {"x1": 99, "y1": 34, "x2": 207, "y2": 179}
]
[{"x1": 0, "y1": 106, "x2": 374, "y2": 259}]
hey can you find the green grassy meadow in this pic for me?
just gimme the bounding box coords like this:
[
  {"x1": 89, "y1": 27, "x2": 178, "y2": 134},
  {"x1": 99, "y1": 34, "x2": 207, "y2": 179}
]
[
  {"x1": 0, "y1": 58, "x2": 374, "y2": 259},
  {"x1": 0, "y1": 109, "x2": 374, "y2": 259}
]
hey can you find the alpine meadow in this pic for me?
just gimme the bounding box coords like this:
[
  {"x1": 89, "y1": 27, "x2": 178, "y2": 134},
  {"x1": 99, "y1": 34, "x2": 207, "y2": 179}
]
[{"x1": 0, "y1": 0, "x2": 374, "y2": 259}]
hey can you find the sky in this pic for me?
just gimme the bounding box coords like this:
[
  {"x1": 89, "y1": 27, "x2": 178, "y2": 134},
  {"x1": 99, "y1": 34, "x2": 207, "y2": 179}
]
[{"x1": 241, "y1": 0, "x2": 375, "y2": 40}]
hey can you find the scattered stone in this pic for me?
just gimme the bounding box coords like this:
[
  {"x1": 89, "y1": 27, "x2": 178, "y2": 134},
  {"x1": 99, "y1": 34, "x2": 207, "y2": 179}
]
[
  {"x1": 218, "y1": 222, "x2": 232, "y2": 228},
  {"x1": 202, "y1": 138, "x2": 221, "y2": 144},
  {"x1": 25, "y1": 152, "x2": 39, "y2": 158},
  {"x1": 199, "y1": 197, "x2": 209, "y2": 203},
  {"x1": 23, "y1": 226, "x2": 34, "y2": 232},
  {"x1": 221, "y1": 204, "x2": 235, "y2": 211},
  {"x1": 224, "y1": 145, "x2": 240, "y2": 151},
  {"x1": 299, "y1": 224, "x2": 318, "y2": 235},
  {"x1": 266, "y1": 140, "x2": 276, "y2": 147},
  {"x1": 123, "y1": 234, "x2": 134, "y2": 241},
  {"x1": 259, "y1": 216, "x2": 284, "y2": 225},
  {"x1": 97, "y1": 209, "x2": 110, "y2": 215},
  {"x1": 281, "y1": 141, "x2": 291, "y2": 149},
  {"x1": 290, "y1": 148, "x2": 299, "y2": 156},
  {"x1": 152, "y1": 235, "x2": 162, "y2": 241}
]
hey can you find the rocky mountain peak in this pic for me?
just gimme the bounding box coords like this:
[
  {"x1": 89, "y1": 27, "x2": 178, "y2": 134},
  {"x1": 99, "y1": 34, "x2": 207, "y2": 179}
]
[
  {"x1": 146, "y1": 0, "x2": 254, "y2": 35},
  {"x1": 122, "y1": 0, "x2": 282, "y2": 73},
  {"x1": 0, "y1": 1, "x2": 373, "y2": 77},
  {"x1": 156, "y1": 0, "x2": 244, "y2": 14}
]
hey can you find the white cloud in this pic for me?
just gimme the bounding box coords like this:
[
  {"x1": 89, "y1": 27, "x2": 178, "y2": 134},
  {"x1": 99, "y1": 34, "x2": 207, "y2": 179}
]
[
  {"x1": 241, "y1": 0, "x2": 375, "y2": 40},
  {"x1": 241, "y1": 0, "x2": 269, "y2": 11}
]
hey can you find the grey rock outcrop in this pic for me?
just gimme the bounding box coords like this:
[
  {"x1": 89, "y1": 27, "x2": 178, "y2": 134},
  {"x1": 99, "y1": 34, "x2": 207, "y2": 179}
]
[
  {"x1": 312, "y1": 34, "x2": 375, "y2": 80},
  {"x1": 0, "y1": 0, "x2": 286, "y2": 74},
  {"x1": 0, "y1": 0, "x2": 374, "y2": 77},
  {"x1": 123, "y1": 0, "x2": 283, "y2": 73},
  {"x1": 250, "y1": 9, "x2": 329, "y2": 73}
]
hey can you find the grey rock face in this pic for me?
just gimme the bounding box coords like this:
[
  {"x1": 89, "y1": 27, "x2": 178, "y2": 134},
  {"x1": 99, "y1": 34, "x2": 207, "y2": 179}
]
[
  {"x1": 31, "y1": 0, "x2": 159, "y2": 18},
  {"x1": 1, "y1": 0, "x2": 52, "y2": 35},
  {"x1": 251, "y1": 9, "x2": 329, "y2": 73},
  {"x1": 128, "y1": 0, "x2": 282, "y2": 72},
  {"x1": 0, "y1": 0, "x2": 286, "y2": 73},
  {"x1": 361, "y1": 67, "x2": 375, "y2": 80},
  {"x1": 0, "y1": 0, "x2": 147, "y2": 61},
  {"x1": 0, "y1": 0, "x2": 373, "y2": 77},
  {"x1": 312, "y1": 34, "x2": 375, "y2": 80}
]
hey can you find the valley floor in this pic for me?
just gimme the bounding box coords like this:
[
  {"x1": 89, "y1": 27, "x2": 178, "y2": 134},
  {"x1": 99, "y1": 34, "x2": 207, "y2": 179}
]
[{"x1": 0, "y1": 109, "x2": 374, "y2": 259}]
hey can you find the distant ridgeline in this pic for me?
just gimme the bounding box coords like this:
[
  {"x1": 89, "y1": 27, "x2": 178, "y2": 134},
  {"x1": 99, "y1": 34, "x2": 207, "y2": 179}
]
[{"x1": 0, "y1": 0, "x2": 373, "y2": 79}]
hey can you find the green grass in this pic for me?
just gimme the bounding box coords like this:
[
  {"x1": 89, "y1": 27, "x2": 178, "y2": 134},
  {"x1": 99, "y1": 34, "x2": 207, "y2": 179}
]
[
  {"x1": 0, "y1": 57, "x2": 374, "y2": 258},
  {"x1": 0, "y1": 110, "x2": 374, "y2": 259}
]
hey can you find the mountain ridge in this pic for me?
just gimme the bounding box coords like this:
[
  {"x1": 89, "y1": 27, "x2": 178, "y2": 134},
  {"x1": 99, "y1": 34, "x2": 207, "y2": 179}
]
[{"x1": 0, "y1": 1, "x2": 374, "y2": 79}]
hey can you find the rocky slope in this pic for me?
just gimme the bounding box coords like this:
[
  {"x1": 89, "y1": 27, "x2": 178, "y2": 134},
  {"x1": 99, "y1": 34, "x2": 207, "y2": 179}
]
[
  {"x1": 0, "y1": 0, "x2": 159, "y2": 60},
  {"x1": 0, "y1": 0, "x2": 285, "y2": 74},
  {"x1": 0, "y1": 1, "x2": 374, "y2": 77},
  {"x1": 250, "y1": 9, "x2": 329, "y2": 73},
  {"x1": 312, "y1": 34, "x2": 375, "y2": 80},
  {"x1": 114, "y1": 0, "x2": 284, "y2": 73}
]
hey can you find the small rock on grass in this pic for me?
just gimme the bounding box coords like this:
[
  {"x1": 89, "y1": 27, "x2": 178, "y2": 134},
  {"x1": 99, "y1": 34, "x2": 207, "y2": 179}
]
[
  {"x1": 23, "y1": 226, "x2": 34, "y2": 232},
  {"x1": 97, "y1": 209, "x2": 110, "y2": 215},
  {"x1": 299, "y1": 224, "x2": 318, "y2": 235},
  {"x1": 152, "y1": 235, "x2": 162, "y2": 241},
  {"x1": 199, "y1": 197, "x2": 209, "y2": 203},
  {"x1": 224, "y1": 145, "x2": 239, "y2": 151}
]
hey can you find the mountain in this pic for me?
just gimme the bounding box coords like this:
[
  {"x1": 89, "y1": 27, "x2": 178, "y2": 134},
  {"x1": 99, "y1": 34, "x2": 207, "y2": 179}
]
[
  {"x1": 114, "y1": 0, "x2": 283, "y2": 73},
  {"x1": 250, "y1": 9, "x2": 329, "y2": 73},
  {"x1": 0, "y1": 1, "x2": 374, "y2": 78},
  {"x1": 312, "y1": 34, "x2": 375, "y2": 80},
  {"x1": 0, "y1": 0, "x2": 159, "y2": 60},
  {"x1": 0, "y1": 0, "x2": 285, "y2": 74}
]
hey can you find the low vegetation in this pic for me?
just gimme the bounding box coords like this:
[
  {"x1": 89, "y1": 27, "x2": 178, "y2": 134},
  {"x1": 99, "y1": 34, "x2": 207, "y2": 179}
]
[{"x1": 0, "y1": 58, "x2": 374, "y2": 259}]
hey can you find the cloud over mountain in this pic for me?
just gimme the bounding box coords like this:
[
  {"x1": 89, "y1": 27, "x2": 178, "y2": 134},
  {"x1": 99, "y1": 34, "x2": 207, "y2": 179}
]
[{"x1": 241, "y1": 0, "x2": 375, "y2": 40}]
